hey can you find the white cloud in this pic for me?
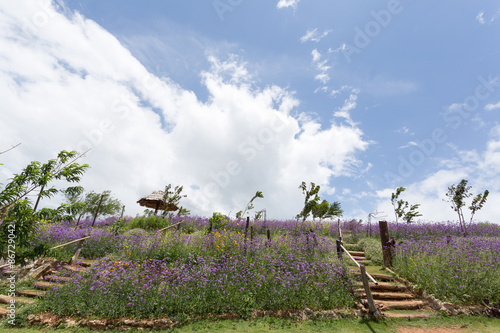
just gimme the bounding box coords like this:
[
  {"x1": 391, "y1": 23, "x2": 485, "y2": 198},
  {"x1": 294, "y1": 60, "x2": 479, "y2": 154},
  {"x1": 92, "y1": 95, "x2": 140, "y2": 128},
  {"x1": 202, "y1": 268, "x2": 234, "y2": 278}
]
[
  {"x1": 476, "y1": 9, "x2": 500, "y2": 25},
  {"x1": 277, "y1": 0, "x2": 300, "y2": 10},
  {"x1": 485, "y1": 101, "x2": 500, "y2": 111},
  {"x1": 374, "y1": 127, "x2": 500, "y2": 222},
  {"x1": 476, "y1": 11, "x2": 486, "y2": 24},
  {"x1": 333, "y1": 92, "x2": 359, "y2": 126},
  {"x1": 0, "y1": 1, "x2": 369, "y2": 219},
  {"x1": 311, "y1": 49, "x2": 331, "y2": 85},
  {"x1": 300, "y1": 28, "x2": 332, "y2": 43},
  {"x1": 395, "y1": 125, "x2": 414, "y2": 135},
  {"x1": 399, "y1": 141, "x2": 418, "y2": 149}
]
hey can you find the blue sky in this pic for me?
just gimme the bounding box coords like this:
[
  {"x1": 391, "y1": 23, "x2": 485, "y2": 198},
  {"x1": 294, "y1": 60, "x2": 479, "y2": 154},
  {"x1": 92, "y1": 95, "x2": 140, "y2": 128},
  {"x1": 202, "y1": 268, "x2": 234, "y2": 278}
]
[{"x1": 1, "y1": 0, "x2": 500, "y2": 222}]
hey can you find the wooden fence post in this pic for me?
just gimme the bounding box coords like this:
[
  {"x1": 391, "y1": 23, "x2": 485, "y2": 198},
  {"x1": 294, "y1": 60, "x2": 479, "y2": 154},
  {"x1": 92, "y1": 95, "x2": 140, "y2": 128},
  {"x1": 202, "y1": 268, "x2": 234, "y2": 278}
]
[
  {"x1": 360, "y1": 264, "x2": 382, "y2": 319},
  {"x1": 266, "y1": 229, "x2": 271, "y2": 242},
  {"x1": 250, "y1": 225, "x2": 254, "y2": 242},
  {"x1": 244, "y1": 217, "x2": 250, "y2": 255},
  {"x1": 244, "y1": 217, "x2": 250, "y2": 240},
  {"x1": 379, "y1": 221, "x2": 392, "y2": 267},
  {"x1": 337, "y1": 218, "x2": 343, "y2": 242},
  {"x1": 336, "y1": 239, "x2": 343, "y2": 260}
]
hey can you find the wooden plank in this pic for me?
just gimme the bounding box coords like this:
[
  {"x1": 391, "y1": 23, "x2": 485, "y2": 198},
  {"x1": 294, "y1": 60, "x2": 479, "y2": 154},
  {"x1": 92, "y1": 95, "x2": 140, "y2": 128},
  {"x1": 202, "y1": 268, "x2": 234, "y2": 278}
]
[
  {"x1": 360, "y1": 291, "x2": 415, "y2": 300},
  {"x1": 0, "y1": 295, "x2": 35, "y2": 305},
  {"x1": 157, "y1": 220, "x2": 185, "y2": 232},
  {"x1": 383, "y1": 312, "x2": 435, "y2": 319},
  {"x1": 17, "y1": 290, "x2": 46, "y2": 297},
  {"x1": 348, "y1": 251, "x2": 365, "y2": 257},
  {"x1": 375, "y1": 300, "x2": 425, "y2": 310},
  {"x1": 352, "y1": 272, "x2": 394, "y2": 282},
  {"x1": 33, "y1": 281, "x2": 63, "y2": 290},
  {"x1": 50, "y1": 236, "x2": 91, "y2": 250},
  {"x1": 0, "y1": 295, "x2": 14, "y2": 304},
  {"x1": 43, "y1": 275, "x2": 72, "y2": 283},
  {"x1": 356, "y1": 282, "x2": 406, "y2": 292},
  {"x1": 62, "y1": 265, "x2": 86, "y2": 273},
  {"x1": 360, "y1": 264, "x2": 382, "y2": 319}
]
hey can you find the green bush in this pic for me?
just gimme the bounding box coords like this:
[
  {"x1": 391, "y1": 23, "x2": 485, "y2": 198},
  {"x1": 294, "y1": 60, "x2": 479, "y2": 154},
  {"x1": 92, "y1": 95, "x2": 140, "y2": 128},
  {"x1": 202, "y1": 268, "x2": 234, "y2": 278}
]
[
  {"x1": 125, "y1": 216, "x2": 171, "y2": 230},
  {"x1": 358, "y1": 237, "x2": 383, "y2": 265}
]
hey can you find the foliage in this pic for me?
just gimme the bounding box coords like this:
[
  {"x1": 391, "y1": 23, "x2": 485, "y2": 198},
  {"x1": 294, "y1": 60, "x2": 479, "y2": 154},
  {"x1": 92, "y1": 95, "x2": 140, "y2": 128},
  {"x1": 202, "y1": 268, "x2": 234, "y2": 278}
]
[
  {"x1": 124, "y1": 215, "x2": 171, "y2": 230},
  {"x1": 84, "y1": 190, "x2": 122, "y2": 220},
  {"x1": 296, "y1": 182, "x2": 321, "y2": 222},
  {"x1": 207, "y1": 212, "x2": 228, "y2": 234},
  {"x1": 0, "y1": 150, "x2": 89, "y2": 214},
  {"x1": 445, "y1": 179, "x2": 489, "y2": 237},
  {"x1": 393, "y1": 236, "x2": 500, "y2": 305},
  {"x1": 236, "y1": 191, "x2": 264, "y2": 218},
  {"x1": 357, "y1": 237, "x2": 383, "y2": 265},
  {"x1": 177, "y1": 206, "x2": 190, "y2": 216},
  {"x1": 311, "y1": 200, "x2": 329, "y2": 221},
  {"x1": 312, "y1": 200, "x2": 343, "y2": 221},
  {"x1": 161, "y1": 184, "x2": 187, "y2": 215},
  {"x1": 65, "y1": 190, "x2": 122, "y2": 224},
  {"x1": 40, "y1": 235, "x2": 356, "y2": 319},
  {"x1": 0, "y1": 150, "x2": 88, "y2": 264},
  {"x1": 390, "y1": 186, "x2": 422, "y2": 223}
]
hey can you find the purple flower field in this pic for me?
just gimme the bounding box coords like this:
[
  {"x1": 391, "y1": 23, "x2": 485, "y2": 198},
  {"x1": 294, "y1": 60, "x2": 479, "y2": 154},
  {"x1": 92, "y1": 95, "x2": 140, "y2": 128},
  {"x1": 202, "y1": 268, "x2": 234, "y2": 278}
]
[
  {"x1": 393, "y1": 235, "x2": 500, "y2": 305},
  {"x1": 31, "y1": 216, "x2": 500, "y2": 317}
]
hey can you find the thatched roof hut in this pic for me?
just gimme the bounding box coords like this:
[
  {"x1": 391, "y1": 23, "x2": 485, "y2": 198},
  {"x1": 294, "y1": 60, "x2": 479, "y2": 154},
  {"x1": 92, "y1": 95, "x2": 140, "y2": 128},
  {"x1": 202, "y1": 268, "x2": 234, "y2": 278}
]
[{"x1": 137, "y1": 190, "x2": 178, "y2": 215}]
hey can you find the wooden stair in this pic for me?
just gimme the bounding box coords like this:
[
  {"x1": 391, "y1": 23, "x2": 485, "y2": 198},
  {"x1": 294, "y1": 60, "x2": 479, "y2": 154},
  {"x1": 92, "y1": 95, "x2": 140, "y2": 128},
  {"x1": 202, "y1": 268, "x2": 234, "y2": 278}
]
[
  {"x1": 0, "y1": 259, "x2": 94, "y2": 317},
  {"x1": 347, "y1": 248, "x2": 436, "y2": 319}
]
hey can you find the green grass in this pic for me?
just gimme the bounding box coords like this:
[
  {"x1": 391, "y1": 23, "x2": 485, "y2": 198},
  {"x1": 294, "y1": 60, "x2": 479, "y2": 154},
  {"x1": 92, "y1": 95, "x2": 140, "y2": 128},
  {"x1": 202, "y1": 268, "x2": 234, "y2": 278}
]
[{"x1": 2, "y1": 315, "x2": 500, "y2": 332}]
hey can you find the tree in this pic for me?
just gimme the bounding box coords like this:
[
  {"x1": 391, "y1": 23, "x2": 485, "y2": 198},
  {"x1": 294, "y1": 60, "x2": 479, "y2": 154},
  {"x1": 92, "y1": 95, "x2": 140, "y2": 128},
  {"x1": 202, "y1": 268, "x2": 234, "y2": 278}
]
[
  {"x1": 0, "y1": 150, "x2": 89, "y2": 216},
  {"x1": 65, "y1": 189, "x2": 123, "y2": 226},
  {"x1": 0, "y1": 150, "x2": 89, "y2": 264},
  {"x1": 327, "y1": 201, "x2": 343, "y2": 219},
  {"x1": 83, "y1": 190, "x2": 122, "y2": 220},
  {"x1": 177, "y1": 206, "x2": 190, "y2": 216},
  {"x1": 296, "y1": 181, "x2": 321, "y2": 222},
  {"x1": 236, "y1": 191, "x2": 264, "y2": 218},
  {"x1": 161, "y1": 184, "x2": 187, "y2": 218},
  {"x1": 445, "y1": 179, "x2": 489, "y2": 236},
  {"x1": 312, "y1": 200, "x2": 330, "y2": 221},
  {"x1": 391, "y1": 187, "x2": 421, "y2": 223}
]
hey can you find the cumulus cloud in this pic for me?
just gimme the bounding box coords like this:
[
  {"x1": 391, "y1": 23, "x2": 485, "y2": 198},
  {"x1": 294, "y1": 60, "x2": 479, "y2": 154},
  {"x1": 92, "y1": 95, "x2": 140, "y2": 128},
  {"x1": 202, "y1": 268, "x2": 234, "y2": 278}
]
[
  {"x1": 0, "y1": 1, "x2": 369, "y2": 219},
  {"x1": 374, "y1": 126, "x2": 500, "y2": 222},
  {"x1": 277, "y1": 0, "x2": 300, "y2": 10}
]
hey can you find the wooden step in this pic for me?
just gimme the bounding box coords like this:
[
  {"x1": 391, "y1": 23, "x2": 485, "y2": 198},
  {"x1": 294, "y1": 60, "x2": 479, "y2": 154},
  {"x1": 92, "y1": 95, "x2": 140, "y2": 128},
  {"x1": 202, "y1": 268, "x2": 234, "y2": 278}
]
[
  {"x1": 43, "y1": 275, "x2": 72, "y2": 283},
  {"x1": 356, "y1": 281, "x2": 407, "y2": 292},
  {"x1": 352, "y1": 256, "x2": 368, "y2": 261},
  {"x1": 0, "y1": 307, "x2": 9, "y2": 316},
  {"x1": 17, "y1": 289, "x2": 46, "y2": 297},
  {"x1": 0, "y1": 294, "x2": 35, "y2": 305},
  {"x1": 62, "y1": 265, "x2": 86, "y2": 273},
  {"x1": 360, "y1": 291, "x2": 415, "y2": 300},
  {"x1": 77, "y1": 259, "x2": 95, "y2": 267},
  {"x1": 352, "y1": 272, "x2": 394, "y2": 282},
  {"x1": 375, "y1": 300, "x2": 425, "y2": 310},
  {"x1": 348, "y1": 251, "x2": 365, "y2": 257},
  {"x1": 33, "y1": 281, "x2": 63, "y2": 290},
  {"x1": 383, "y1": 312, "x2": 435, "y2": 319}
]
